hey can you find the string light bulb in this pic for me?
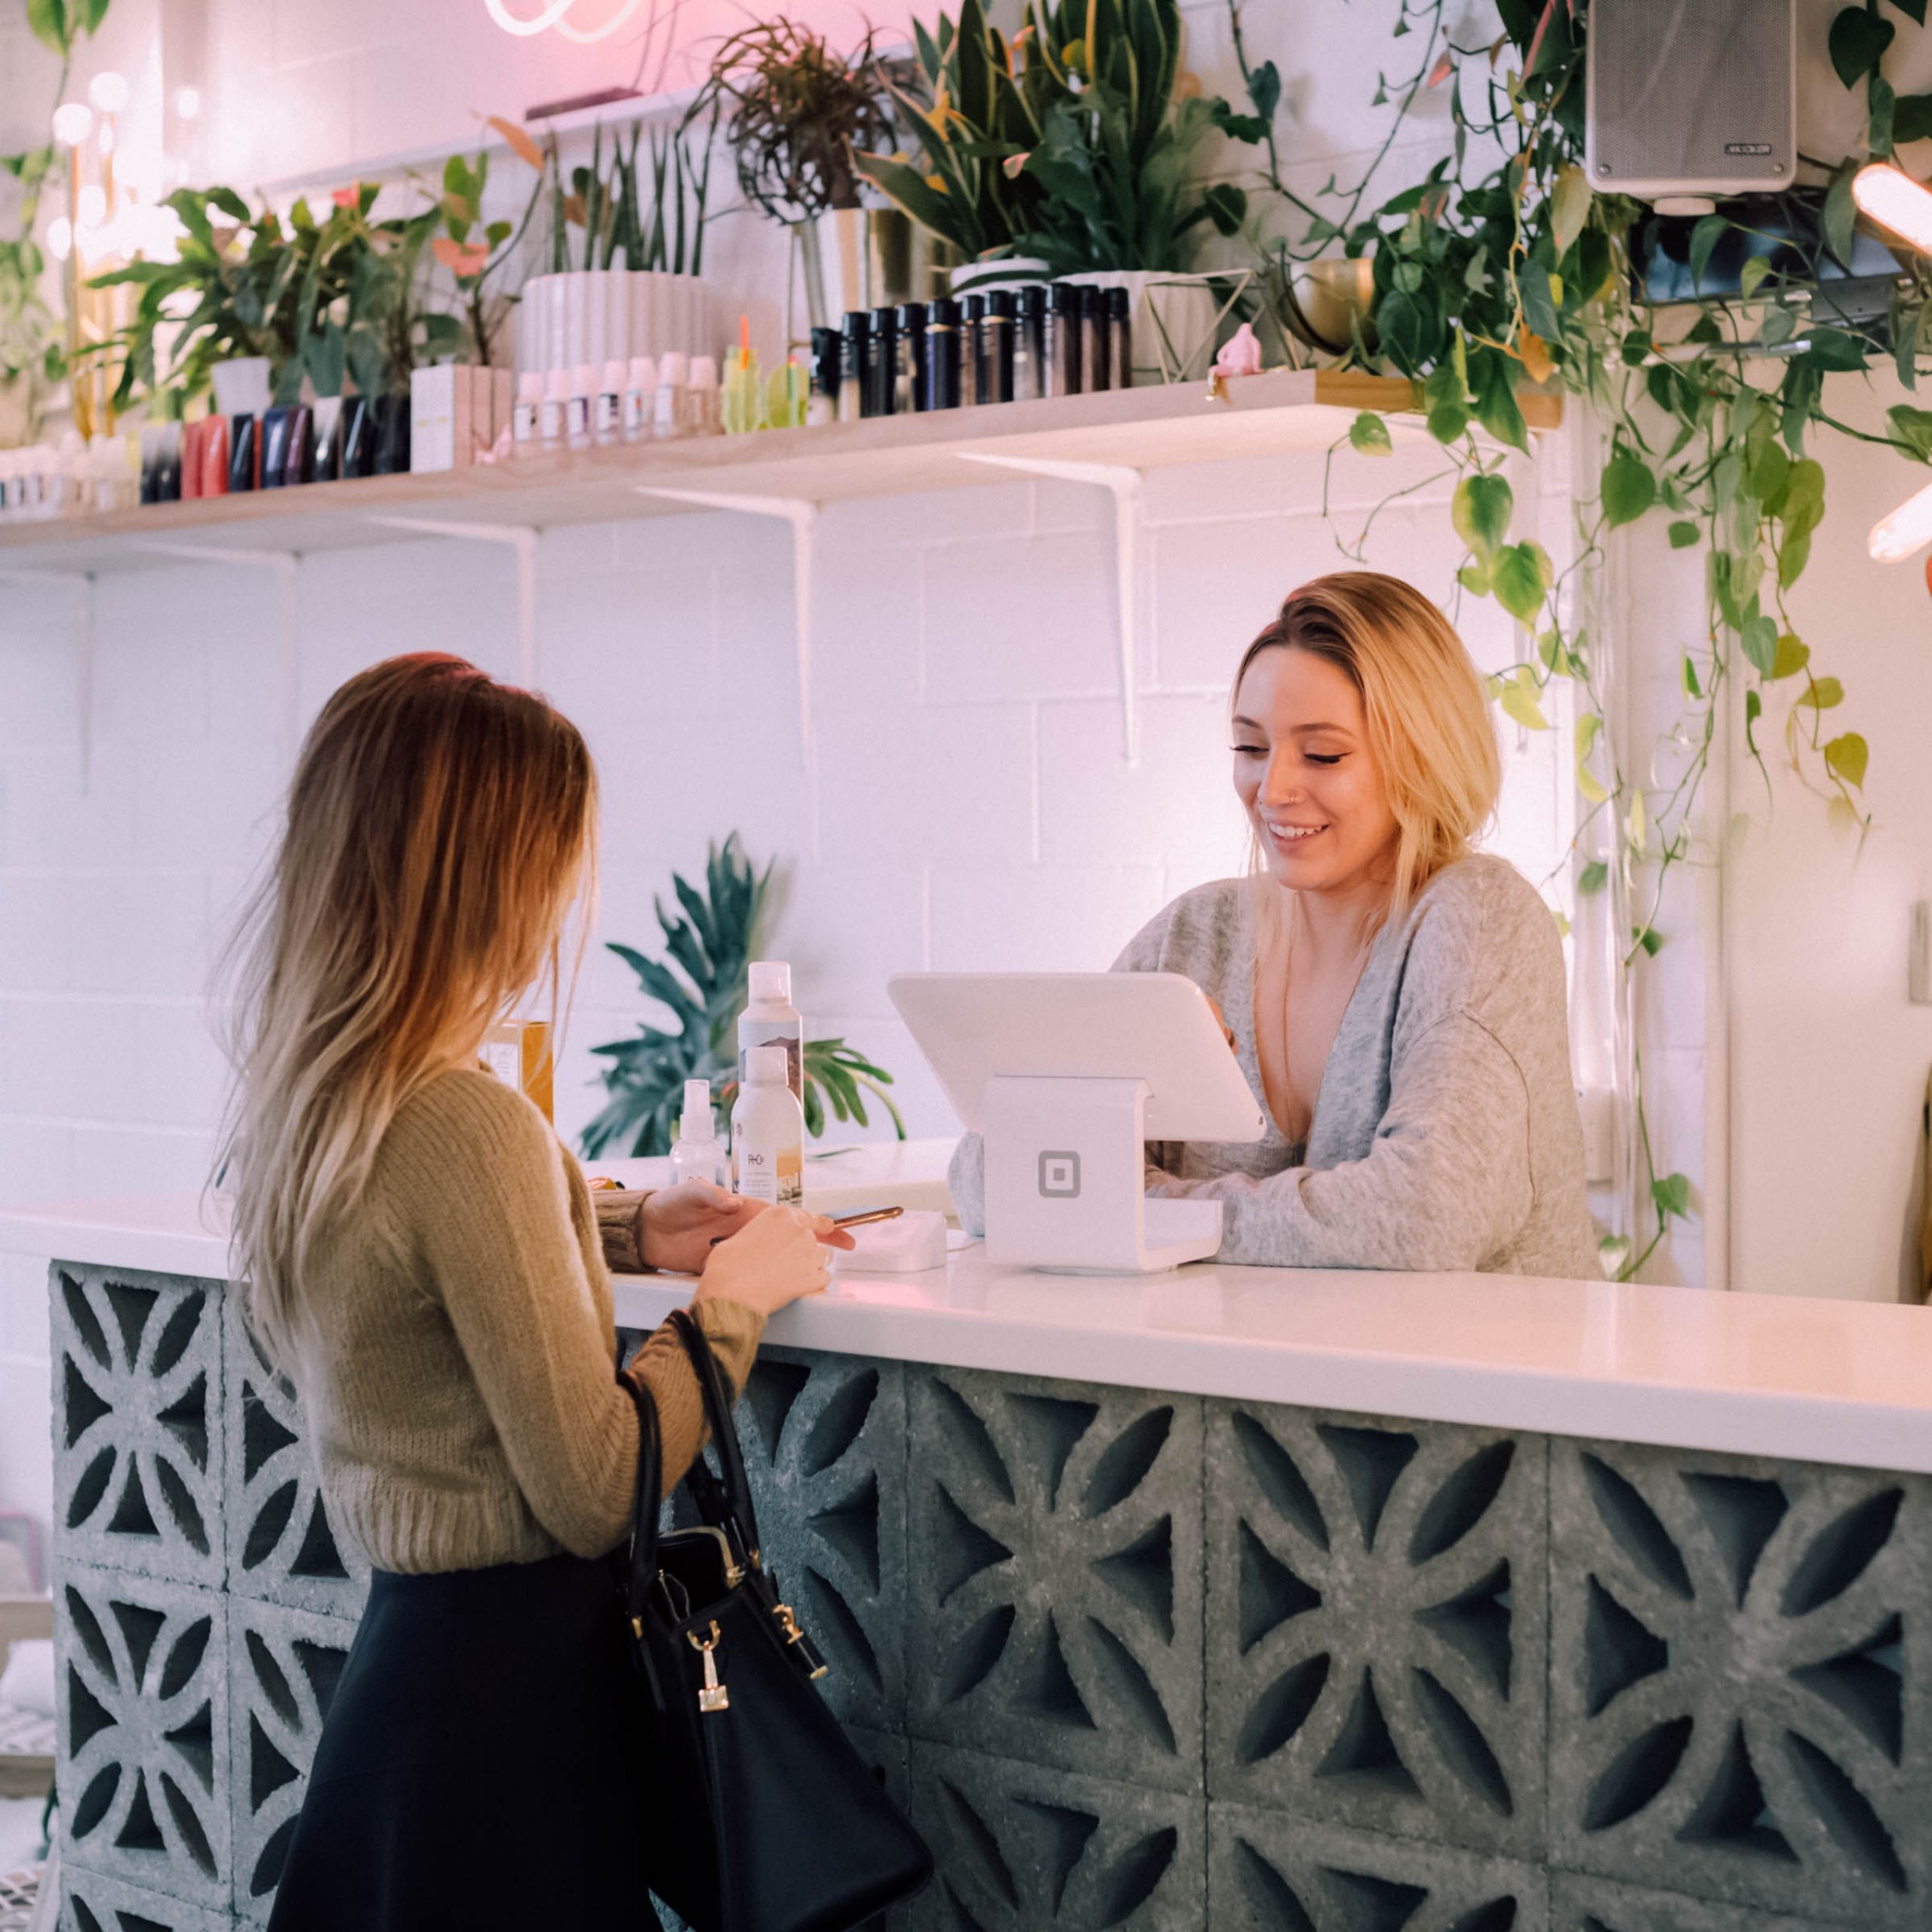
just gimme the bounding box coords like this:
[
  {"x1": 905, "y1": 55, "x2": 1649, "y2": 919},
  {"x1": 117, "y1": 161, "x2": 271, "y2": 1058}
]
[
  {"x1": 1852, "y1": 164, "x2": 1932, "y2": 255},
  {"x1": 51, "y1": 102, "x2": 94, "y2": 147},
  {"x1": 1869, "y1": 475, "x2": 1932, "y2": 562},
  {"x1": 87, "y1": 71, "x2": 129, "y2": 115}
]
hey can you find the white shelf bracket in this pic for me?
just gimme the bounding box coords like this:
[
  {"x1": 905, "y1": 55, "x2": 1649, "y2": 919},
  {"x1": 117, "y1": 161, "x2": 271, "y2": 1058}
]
[
  {"x1": 636, "y1": 487, "x2": 823, "y2": 857},
  {"x1": 0, "y1": 567, "x2": 96, "y2": 791},
  {"x1": 369, "y1": 518, "x2": 539, "y2": 685},
  {"x1": 958, "y1": 453, "x2": 1146, "y2": 766},
  {"x1": 135, "y1": 543, "x2": 303, "y2": 758}
]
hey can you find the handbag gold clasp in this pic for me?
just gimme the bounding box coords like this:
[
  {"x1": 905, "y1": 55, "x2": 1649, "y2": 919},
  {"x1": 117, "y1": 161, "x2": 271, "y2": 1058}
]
[
  {"x1": 689, "y1": 1620, "x2": 729, "y2": 1714},
  {"x1": 774, "y1": 1601, "x2": 829, "y2": 1680}
]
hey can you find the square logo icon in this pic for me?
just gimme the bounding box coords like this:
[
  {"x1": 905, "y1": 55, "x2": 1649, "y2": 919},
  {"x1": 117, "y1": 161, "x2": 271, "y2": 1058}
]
[{"x1": 1038, "y1": 1150, "x2": 1081, "y2": 1198}]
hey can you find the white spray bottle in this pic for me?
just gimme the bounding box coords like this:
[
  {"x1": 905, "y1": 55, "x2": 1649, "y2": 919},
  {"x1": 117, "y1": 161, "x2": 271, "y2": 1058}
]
[{"x1": 669, "y1": 1078, "x2": 730, "y2": 1189}]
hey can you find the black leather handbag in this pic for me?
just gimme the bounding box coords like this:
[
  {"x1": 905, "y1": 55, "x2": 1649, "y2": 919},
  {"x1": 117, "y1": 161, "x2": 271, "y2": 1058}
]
[{"x1": 616, "y1": 1309, "x2": 934, "y2": 1932}]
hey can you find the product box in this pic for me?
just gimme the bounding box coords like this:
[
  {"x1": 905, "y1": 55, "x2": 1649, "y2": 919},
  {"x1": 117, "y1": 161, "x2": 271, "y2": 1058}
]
[{"x1": 410, "y1": 363, "x2": 474, "y2": 472}]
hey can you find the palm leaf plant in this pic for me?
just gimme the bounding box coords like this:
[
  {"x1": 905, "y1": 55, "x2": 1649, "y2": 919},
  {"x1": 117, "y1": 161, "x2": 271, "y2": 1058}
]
[
  {"x1": 855, "y1": 0, "x2": 1260, "y2": 272},
  {"x1": 581, "y1": 835, "x2": 905, "y2": 1159}
]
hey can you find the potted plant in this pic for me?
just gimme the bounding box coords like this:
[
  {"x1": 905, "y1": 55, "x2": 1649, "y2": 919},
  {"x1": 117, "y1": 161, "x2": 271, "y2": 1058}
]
[
  {"x1": 689, "y1": 17, "x2": 925, "y2": 330},
  {"x1": 581, "y1": 836, "x2": 904, "y2": 1159},
  {"x1": 857, "y1": 0, "x2": 1263, "y2": 371},
  {"x1": 521, "y1": 115, "x2": 718, "y2": 381}
]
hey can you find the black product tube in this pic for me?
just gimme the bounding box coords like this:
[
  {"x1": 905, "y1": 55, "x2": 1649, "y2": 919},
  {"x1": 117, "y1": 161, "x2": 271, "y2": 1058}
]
[
  {"x1": 924, "y1": 299, "x2": 962, "y2": 410},
  {"x1": 868, "y1": 306, "x2": 898, "y2": 417},
  {"x1": 981, "y1": 293, "x2": 1014, "y2": 404}
]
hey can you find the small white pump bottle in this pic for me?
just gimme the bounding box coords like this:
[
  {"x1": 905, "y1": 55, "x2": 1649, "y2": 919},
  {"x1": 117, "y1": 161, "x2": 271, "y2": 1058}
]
[
  {"x1": 669, "y1": 1078, "x2": 729, "y2": 1189},
  {"x1": 732, "y1": 1046, "x2": 804, "y2": 1206}
]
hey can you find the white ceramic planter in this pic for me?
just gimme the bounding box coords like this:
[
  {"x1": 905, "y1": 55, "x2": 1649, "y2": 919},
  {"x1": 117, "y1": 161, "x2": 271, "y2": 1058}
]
[
  {"x1": 515, "y1": 271, "x2": 718, "y2": 371},
  {"x1": 210, "y1": 355, "x2": 271, "y2": 418},
  {"x1": 949, "y1": 256, "x2": 1051, "y2": 299}
]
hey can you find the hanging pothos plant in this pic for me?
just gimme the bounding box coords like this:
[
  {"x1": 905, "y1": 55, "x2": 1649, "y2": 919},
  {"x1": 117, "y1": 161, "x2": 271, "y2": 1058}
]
[{"x1": 1224, "y1": 0, "x2": 1932, "y2": 1279}]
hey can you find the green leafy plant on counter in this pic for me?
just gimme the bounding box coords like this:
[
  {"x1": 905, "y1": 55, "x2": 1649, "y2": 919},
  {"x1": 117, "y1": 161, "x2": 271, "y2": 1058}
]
[
  {"x1": 1, "y1": 0, "x2": 113, "y2": 439},
  {"x1": 432, "y1": 118, "x2": 547, "y2": 365},
  {"x1": 856, "y1": 0, "x2": 1260, "y2": 273},
  {"x1": 1220, "y1": 0, "x2": 1932, "y2": 1278},
  {"x1": 581, "y1": 835, "x2": 905, "y2": 1160}
]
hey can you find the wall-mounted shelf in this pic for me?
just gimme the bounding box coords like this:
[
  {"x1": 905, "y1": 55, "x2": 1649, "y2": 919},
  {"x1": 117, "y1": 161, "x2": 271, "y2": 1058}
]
[{"x1": 0, "y1": 369, "x2": 1560, "y2": 577}]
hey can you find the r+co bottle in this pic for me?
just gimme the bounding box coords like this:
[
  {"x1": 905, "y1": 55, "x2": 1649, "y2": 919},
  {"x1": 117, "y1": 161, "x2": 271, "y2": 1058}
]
[{"x1": 732, "y1": 1047, "x2": 804, "y2": 1207}]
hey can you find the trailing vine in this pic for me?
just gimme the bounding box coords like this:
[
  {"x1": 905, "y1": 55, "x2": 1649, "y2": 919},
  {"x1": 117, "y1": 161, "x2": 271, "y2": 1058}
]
[{"x1": 1227, "y1": 0, "x2": 1932, "y2": 1278}]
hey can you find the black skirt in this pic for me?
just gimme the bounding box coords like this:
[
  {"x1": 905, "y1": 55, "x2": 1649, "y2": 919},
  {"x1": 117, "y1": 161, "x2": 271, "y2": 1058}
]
[{"x1": 267, "y1": 1552, "x2": 663, "y2": 1932}]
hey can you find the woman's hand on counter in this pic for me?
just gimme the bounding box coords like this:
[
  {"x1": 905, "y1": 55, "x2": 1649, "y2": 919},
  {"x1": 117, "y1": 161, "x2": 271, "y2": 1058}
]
[
  {"x1": 638, "y1": 1181, "x2": 854, "y2": 1275},
  {"x1": 694, "y1": 1203, "x2": 851, "y2": 1315}
]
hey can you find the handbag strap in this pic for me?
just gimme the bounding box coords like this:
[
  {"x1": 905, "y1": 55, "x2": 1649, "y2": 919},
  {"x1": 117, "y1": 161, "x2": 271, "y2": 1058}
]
[
  {"x1": 617, "y1": 1364, "x2": 663, "y2": 1622},
  {"x1": 664, "y1": 1306, "x2": 766, "y2": 1570}
]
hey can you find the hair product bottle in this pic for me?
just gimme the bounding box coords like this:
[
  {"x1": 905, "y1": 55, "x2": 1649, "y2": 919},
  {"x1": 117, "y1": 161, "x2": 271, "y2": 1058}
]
[
  {"x1": 1108, "y1": 286, "x2": 1134, "y2": 389},
  {"x1": 540, "y1": 368, "x2": 568, "y2": 449},
  {"x1": 1081, "y1": 285, "x2": 1111, "y2": 392},
  {"x1": 737, "y1": 960, "x2": 803, "y2": 1100},
  {"x1": 839, "y1": 312, "x2": 869, "y2": 423},
  {"x1": 982, "y1": 291, "x2": 1015, "y2": 404},
  {"x1": 867, "y1": 306, "x2": 898, "y2": 417},
  {"x1": 961, "y1": 295, "x2": 983, "y2": 407},
  {"x1": 924, "y1": 299, "x2": 962, "y2": 411},
  {"x1": 512, "y1": 372, "x2": 541, "y2": 452},
  {"x1": 596, "y1": 358, "x2": 626, "y2": 444},
  {"x1": 623, "y1": 357, "x2": 657, "y2": 441},
  {"x1": 670, "y1": 1078, "x2": 731, "y2": 1189},
  {"x1": 1014, "y1": 288, "x2": 1044, "y2": 402},
  {"x1": 1044, "y1": 285, "x2": 1082, "y2": 398},
  {"x1": 895, "y1": 301, "x2": 928, "y2": 413},
  {"x1": 654, "y1": 352, "x2": 688, "y2": 440},
  {"x1": 732, "y1": 1046, "x2": 804, "y2": 1206}
]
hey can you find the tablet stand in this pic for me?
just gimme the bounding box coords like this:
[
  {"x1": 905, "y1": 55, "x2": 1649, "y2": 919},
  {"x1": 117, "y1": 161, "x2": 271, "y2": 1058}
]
[{"x1": 981, "y1": 1075, "x2": 1225, "y2": 1274}]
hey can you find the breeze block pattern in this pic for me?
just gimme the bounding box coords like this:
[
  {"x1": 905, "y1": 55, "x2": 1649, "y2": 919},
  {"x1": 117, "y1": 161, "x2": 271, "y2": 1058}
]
[
  {"x1": 905, "y1": 1364, "x2": 1205, "y2": 1795},
  {"x1": 54, "y1": 1561, "x2": 230, "y2": 1912},
  {"x1": 226, "y1": 1600, "x2": 358, "y2": 1922},
  {"x1": 907, "y1": 1738, "x2": 1207, "y2": 1930},
  {"x1": 1204, "y1": 1399, "x2": 1549, "y2": 1861},
  {"x1": 223, "y1": 1309, "x2": 369, "y2": 1620},
  {"x1": 734, "y1": 1346, "x2": 910, "y2": 1732},
  {"x1": 1548, "y1": 1437, "x2": 1932, "y2": 1928},
  {"x1": 42, "y1": 1260, "x2": 1932, "y2": 1930},
  {"x1": 53, "y1": 1266, "x2": 226, "y2": 1589},
  {"x1": 1209, "y1": 1803, "x2": 1550, "y2": 1930}
]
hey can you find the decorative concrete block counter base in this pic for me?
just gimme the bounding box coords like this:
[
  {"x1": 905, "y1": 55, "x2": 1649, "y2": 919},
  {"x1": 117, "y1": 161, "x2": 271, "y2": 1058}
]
[{"x1": 42, "y1": 1258, "x2": 1932, "y2": 1930}]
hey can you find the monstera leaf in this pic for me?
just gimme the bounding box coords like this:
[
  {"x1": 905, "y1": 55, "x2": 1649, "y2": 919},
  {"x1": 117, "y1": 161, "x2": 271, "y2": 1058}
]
[{"x1": 580, "y1": 835, "x2": 905, "y2": 1158}]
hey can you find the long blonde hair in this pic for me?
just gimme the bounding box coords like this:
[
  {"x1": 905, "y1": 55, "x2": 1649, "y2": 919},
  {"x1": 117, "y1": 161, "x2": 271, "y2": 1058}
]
[
  {"x1": 1234, "y1": 571, "x2": 1501, "y2": 933},
  {"x1": 215, "y1": 654, "x2": 598, "y2": 1365}
]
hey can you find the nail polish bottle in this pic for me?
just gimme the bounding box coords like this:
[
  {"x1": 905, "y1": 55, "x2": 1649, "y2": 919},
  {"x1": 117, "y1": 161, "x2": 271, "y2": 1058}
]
[
  {"x1": 540, "y1": 367, "x2": 568, "y2": 449},
  {"x1": 839, "y1": 312, "x2": 869, "y2": 423},
  {"x1": 596, "y1": 358, "x2": 626, "y2": 445},
  {"x1": 623, "y1": 357, "x2": 656, "y2": 441},
  {"x1": 924, "y1": 298, "x2": 961, "y2": 411},
  {"x1": 568, "y1": 363, "x2": 595, "y2": 451},
  {"x1": 513, "y1": 371, "x2": 542, "y2": 451}
]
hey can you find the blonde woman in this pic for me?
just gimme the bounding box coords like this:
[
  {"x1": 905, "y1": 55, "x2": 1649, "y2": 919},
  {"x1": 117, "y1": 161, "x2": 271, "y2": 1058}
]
[
  {"x1": 218, "y1": 654, "x2": 847, "y2": 1932},
  {"x1": 952, "y1": 570, "x2": 1598, "y2": 1278}
]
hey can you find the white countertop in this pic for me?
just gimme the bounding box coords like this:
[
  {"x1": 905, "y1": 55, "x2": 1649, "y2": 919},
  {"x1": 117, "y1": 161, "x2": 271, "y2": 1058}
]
[{"x1": 8, "y1": 1174, "x2": 1932, "y2": 1475}]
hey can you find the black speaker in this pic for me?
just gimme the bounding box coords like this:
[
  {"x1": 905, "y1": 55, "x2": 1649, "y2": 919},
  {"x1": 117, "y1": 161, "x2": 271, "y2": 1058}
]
[{"x1": 1586, "y1": 0, "x2": 1796, "y2": 202}]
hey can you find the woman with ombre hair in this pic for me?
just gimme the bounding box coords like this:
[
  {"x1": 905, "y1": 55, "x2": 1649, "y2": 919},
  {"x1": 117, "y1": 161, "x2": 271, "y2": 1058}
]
[
  {"x1": 216, "y1": 653, "x2": 848, "y2": 1931},
  {"x1": 952, "y1": 570, "x2": 1598, "y2": 1278}
]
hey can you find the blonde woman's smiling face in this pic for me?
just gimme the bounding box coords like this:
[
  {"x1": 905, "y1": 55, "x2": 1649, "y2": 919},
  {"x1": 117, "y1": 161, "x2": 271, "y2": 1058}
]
[{"x1": 1232, "y1": 645, "x2": 1401, "y2": 897}]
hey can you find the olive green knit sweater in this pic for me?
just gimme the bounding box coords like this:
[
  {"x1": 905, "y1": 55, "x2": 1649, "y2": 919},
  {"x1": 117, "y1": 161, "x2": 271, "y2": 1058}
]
[{"x1": 289, "y1": 1069, "x2": 763, "y2": 1574}]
